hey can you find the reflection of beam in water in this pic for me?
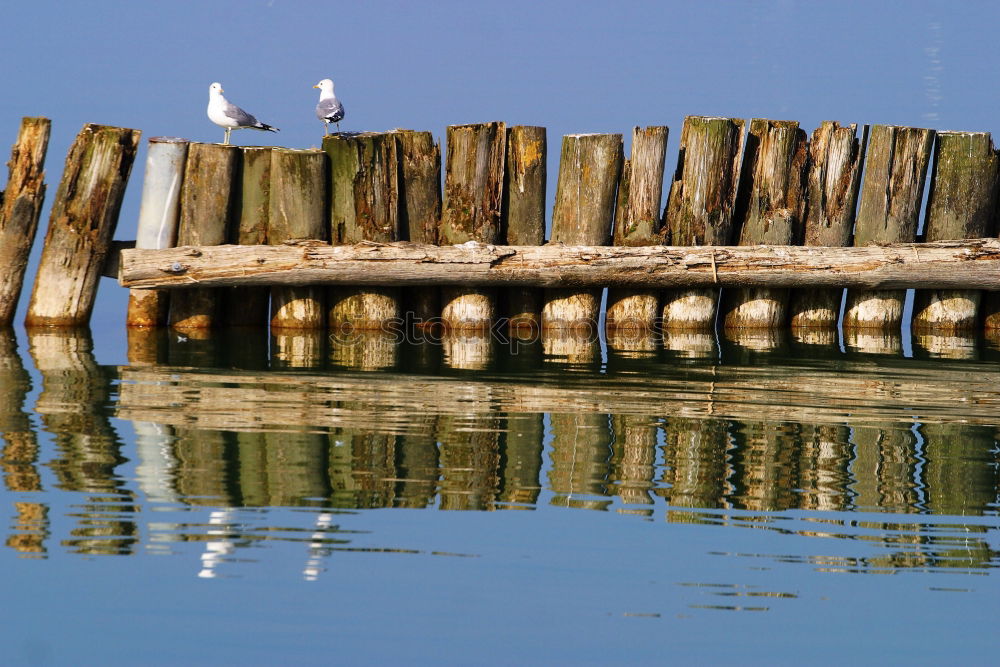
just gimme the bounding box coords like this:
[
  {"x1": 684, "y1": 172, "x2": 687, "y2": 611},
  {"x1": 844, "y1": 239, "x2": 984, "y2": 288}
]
[
  {"x1": 29, "y1": 328, "x2": 137, "y2": 554},
  {"x1": 6, "y1": 502, "x2": 48, "y2": 558},
  {"x1": 197, "y1": 508, "x2": 235, "y2": 579},
  {"x1": 548, "y1": 413, "x2": 613, "y2": 510}
]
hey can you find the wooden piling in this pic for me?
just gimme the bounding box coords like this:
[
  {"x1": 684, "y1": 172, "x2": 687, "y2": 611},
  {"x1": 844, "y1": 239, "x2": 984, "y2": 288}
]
[
  {"x1": 503, "y1": 125, "x2": 547, "y2": 332},
  {"x1": 843, "y1": 125, "x2": 934, "y2": 330},
  {"x1": 789, "y1": 121, "x2": 867, "y2": 328},
  {"x1": 168, "y1": 142, "x2": 238, "y2": 330},
  {"x1": 915, "y1": 131, "x2": 999, "y2": 332},
  {"x1": 268, "y1": 148, "x2": 327, "y2": 330},
  {"x1": 25, "y1": 124, "x2": 140, "y2": 327},
  {"x1": 606, "y1": 126, "x2": 668, "y2": 335},
  {"x1": 126, "y1": 137, "x2": 188, "y2": 328},
  {"x1": 661, "y1": 116, "x2": 745, "y2": 329},
  {"x1": 394, "y1": 130, "x2": 442, "y2": 328},
  {"x1": 324, "y1": 132, "x2": 401, "y2": 330},
  {"x1": 440, "y1": 122, "x2": 506, "y2": 330},
  {"x1": 543, "y1": 132, "x2": 623, "y2": 329},
  {"x1": 0, "y1": 118, "x2": 50, "y2": 326},
  {"x1": 225, "y1": 145, "x2": 272, "y2": 327},
  {"x1": 722, "y1": 119, "x2": 808, "y2": 330}
]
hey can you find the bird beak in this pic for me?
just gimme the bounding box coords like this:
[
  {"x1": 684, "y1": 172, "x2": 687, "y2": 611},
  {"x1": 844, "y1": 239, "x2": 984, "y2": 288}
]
[{"x1": 313, "y1": 84, "x2": 320, "y2": 89}]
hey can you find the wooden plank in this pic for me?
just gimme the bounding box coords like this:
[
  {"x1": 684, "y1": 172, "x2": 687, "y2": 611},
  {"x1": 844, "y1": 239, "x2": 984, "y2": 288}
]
[{"x1": 120, "y1": 238, "x2": 1000, "y2": 290}]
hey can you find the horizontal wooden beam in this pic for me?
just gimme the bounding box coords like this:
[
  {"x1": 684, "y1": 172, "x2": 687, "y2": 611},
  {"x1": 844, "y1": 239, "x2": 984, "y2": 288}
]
[{"x1": 119, "y1": 238, "x2": 1000, "y2": 291}]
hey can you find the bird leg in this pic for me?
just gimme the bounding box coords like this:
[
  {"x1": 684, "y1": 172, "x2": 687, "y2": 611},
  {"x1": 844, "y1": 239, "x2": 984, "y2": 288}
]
[
  {"x1": 323, "y1": 123, "x2": 329, "y2": 137},
  {"x1": 224, "y1": 127, "x2": 232, "y2": 145}
]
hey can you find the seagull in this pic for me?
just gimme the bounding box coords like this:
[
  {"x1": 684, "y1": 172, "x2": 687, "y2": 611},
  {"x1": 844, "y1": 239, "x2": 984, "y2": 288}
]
[
  {"x1": 207, "y1": 82, "x2": 279, "y2": 145},
  {"x1": 314, "y1": 78, "x2": 345, "y2": 135}
]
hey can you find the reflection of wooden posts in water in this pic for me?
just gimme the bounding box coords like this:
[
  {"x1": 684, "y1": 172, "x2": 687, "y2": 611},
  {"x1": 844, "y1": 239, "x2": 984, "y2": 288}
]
[
  {"x1": 921, "y1": 423, "x2": 997, "y2": 516},
  {"x1": 610, "y1": 415, "x2": 657, "y2": 513},
  {"x1": 543, "y1": 133, "x2": 622, "y2": 330},
  {"x1": 226, "y1": 146, "x2": 271, "y2": 327},
  {"x1": 126, "y1": 327, "x2": 169, "y2": 365},
  {"x1": 850, "y1": 423, "x2": 919, "y2": 512},
  {"x1": 0, "y1": 117, "x2": 50, "y2": 325},
  {"x1": 395, "y1": 130, "x2": 442, "y2": 327},
  {"x1": 498, "y1": 413, "x2": 543, "y2": 507},
  {"x1": 325, "y1": 132, "x2": 402, "y2": 330},
  {"x1": 271, "y1": 329, "x2": 326, "y2": 369},
  {"x1": 437, "y1": 415, "x2": 501, "y2": 510},
  {"x1": 169, "y1": 143, "x2": 239, "y2": 330},
  {"x1": 127, "y1": 137, "x2": 188, "y2": 327},
  {"x1": 269, "y1": 148, "x2": 328, "y2": 330},
  {"x1": 440, "y1": 122, "x2": 506, "y2": 331},
  {"x1": 844, "y1": 125, "x2": 934, "y2": 331},
  {"x1": 0, "y1": 329, "x2": 41, "y2": 493},
  {"x1": 796, "y1": 425, "x2": 851, "y2": 512},
  {"x1": 394, "y1": 426, "x2": 441, "y2": 508},
  {"x1": 607, "y1": 126, "x2": 668, "y2": 338},
  {"x1": 548, "y1": 413, "x2": 613, "y2": 509},
  {"x1": 262, "y1": 431, "x2": 331, "y2": 506},
  {"x1": 442, "y1": 331, "x2": 493, "y2": 370},
  {"x1": 28, "y1": 328, "x2": 138, "y2": 554},
  {"x1": 27, "y1": 124, "x2": 140, "y2": 327},
  {"x1": 329, "y1": 329, "x2": 399, "y2": 370},
  {"x1": 722, "y1": 119, "x2": 808, "y2": 330},
  {"x1": 542, "y1": 330, "x2": 600, "y2": 366},
  {"x1": 916, "y1": 132, "x2": 1000, "y2": 332},
  {"x1": 504, "y1": 126, "x2": 547, "y2": 333},
  {"x1": 661, "y1": 116, "x2": 745, "y2": 330},
  {"x1": 328, "y1": 430, "x2": 400, "y2": 508},
  {"x1": 171, "y1": 427, "x2": 239, "y2": 506},
  {"x1": 657, "y1": 417, "x2": 730, "y2": 509},
  {"x1": 729, "y1": 422, "x2": 801, "y2": 511},
  {"x1": 790, "y1": 122, "x2": 866, "y2": 329}
]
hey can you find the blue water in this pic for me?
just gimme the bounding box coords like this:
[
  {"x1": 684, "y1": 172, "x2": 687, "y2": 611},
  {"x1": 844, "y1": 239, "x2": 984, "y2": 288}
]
[{"x1": 0, "y1": 326, "x2": 997, "y2": 665}]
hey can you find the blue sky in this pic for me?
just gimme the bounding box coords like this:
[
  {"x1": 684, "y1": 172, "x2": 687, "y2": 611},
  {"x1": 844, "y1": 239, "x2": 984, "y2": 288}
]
[{"x1": 0, "y1": 0, "x2": 997, "y2": 353}]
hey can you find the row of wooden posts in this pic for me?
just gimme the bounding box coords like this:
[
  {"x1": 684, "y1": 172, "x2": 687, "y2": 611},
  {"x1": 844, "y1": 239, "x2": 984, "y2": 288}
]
[{"x1": 2, "y1": 116, "x2": 1000, "y2": 336}]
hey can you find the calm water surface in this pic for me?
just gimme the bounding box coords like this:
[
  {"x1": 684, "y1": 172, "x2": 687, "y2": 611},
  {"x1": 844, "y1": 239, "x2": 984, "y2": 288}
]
[{"x1": 1, "y1": 325, "x2": 998, "y2": 664}]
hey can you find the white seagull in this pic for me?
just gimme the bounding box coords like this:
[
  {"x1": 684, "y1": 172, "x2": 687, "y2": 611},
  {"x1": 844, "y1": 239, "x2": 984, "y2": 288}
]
[
  {"x1": 207, "y1": 82, "x2": 279, "y2": 145},
  {"x1": 314, "y1": 78, "x2": 345, "y2": 136}
]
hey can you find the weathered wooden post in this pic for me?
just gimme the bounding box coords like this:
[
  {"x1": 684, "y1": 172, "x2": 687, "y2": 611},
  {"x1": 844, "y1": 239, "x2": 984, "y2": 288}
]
[
  {"x1": 225, "y1": 145, "x2": 272, "y2": 327},
  {"x1": 126, "y1": 137, "x2": 188, "y2": 328},
  {"x1": 503, "y1": 125, "x2": 546, "y2": 333},
  {"x1": 393, "y1": 130, "x2": 441, "y2": 328},
  {"x1": 440, "y1": 122, "x2": 506, "y2": 330},
  {"x1": 0, "y1": 117, "x2": 50, "y2": 326},
  {"x1": 843, "y1": 125, "x2": 934, "y2": 330},
  {"x1": 789, "y1": 121, "x2": 867, "y2": 329},
  {"x1": 543, "y1": 132, "x2": 623, "y2": 329},
  {"x1": 915, "y1": 131, "x2": 999, "y2": 332},
  {"x1": 606, "y1": 126, "x2": 668, "y2": 336},
  {"x1": 722, "y1": 119, "x2": 808, "y2": 330},
  {"x1": 26, "y1": 124, "x2": 140, "y2": 327},
  {"x1": 168, "y1": 142, "x2": 239, "y2": 330},
  {"x1": 324, "y1": 132, "x2": 401, "y2": 330},
  {"x1": 268, "y1": 148, "x2": 327, "y2": 330},
  {"x1": 661, "y1": 116, "x2": 745, "y2": 329}
]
